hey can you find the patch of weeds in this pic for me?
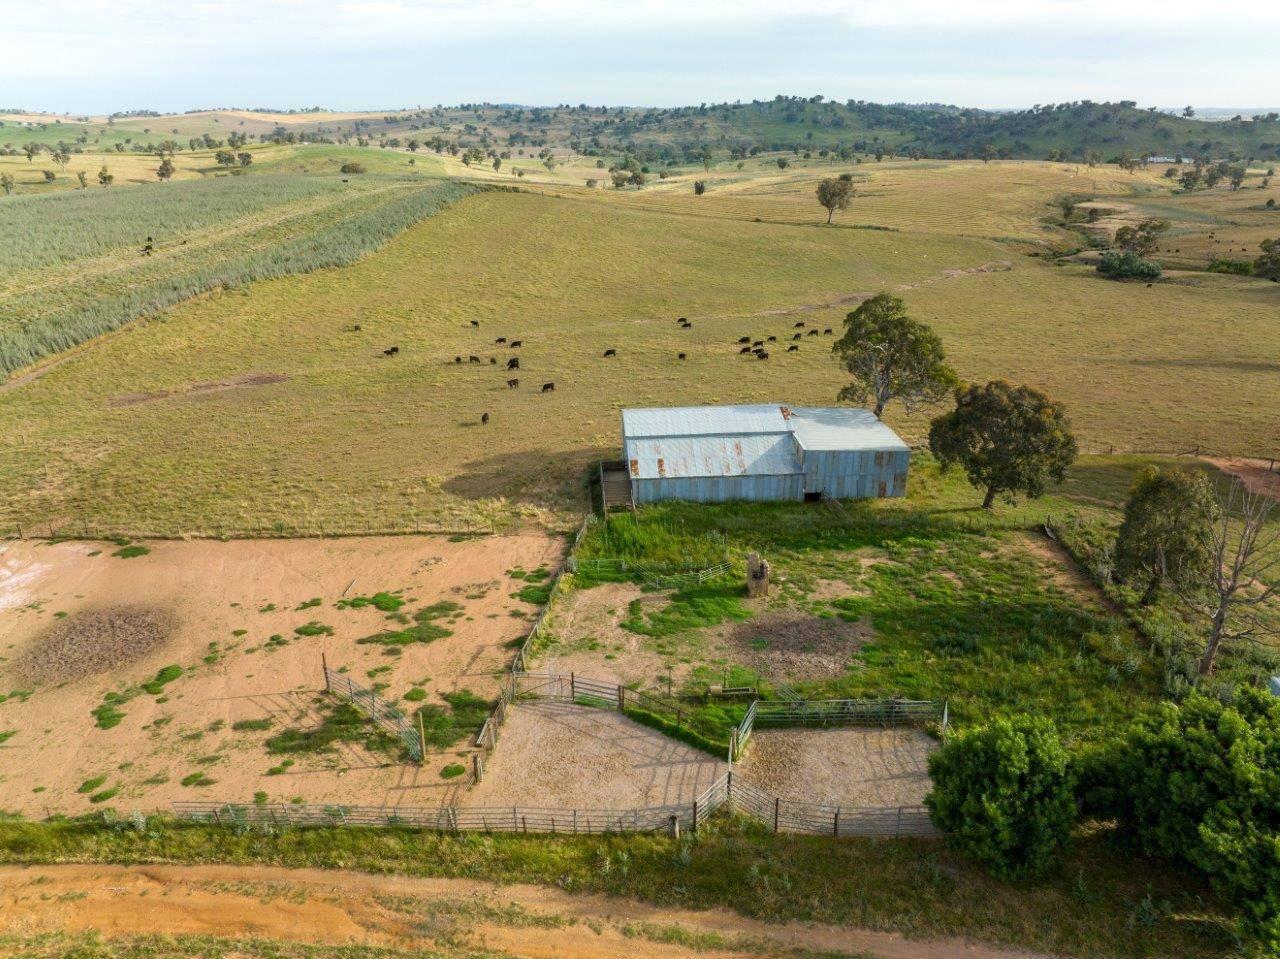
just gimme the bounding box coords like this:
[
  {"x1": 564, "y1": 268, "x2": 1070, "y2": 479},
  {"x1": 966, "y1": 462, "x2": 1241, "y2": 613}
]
[
  {"x1": 231, "y1": 718, "x2": 273, "y2": 732},
  {"x1": 253, "y1": 791, "x2": 269, "y2": 804},
  {"x1": 195, "y1": 754, "x2": 223, "y2": 766},
  {"x1": 266, "y1": 759, "x2": 294, "y2": 776},
  {"x1": 142, "y1": 774, "x2": 169, "y2": 786},
  {"x1": 357, "y1": 601, "x2": 460, "y2": 647},
  {"x1": 180, "y1": 772, "x2": 215, "y2": 788},
  {"x1": 293, "y1": 621, "x2": 334, "y2": 637},
  {"x1": 620, "y1": 585, "x2": 751, "y2": 637},
  {"x1": 89, "y1": 787, "x2": 119, "y2": 804},
  {"x1": 141, "y1": 665, "x2": 182, "y2": 695},
  {"x1": 76, "y1": 776, "x2": 107, "y2": 794},
  {"x1": 440, "y1": 763, "x2": 466, "y2": 779},
  {"x1": 0, "y1": 730, "x2": 15, "y2": 744},
  {"x1": 31, "y1": 786, "x2": 45, "y2": 793},
  {"x1": 232, "y1": 628, "x2": 248, "y2": 637},
  {"x1": 524, "y1": 566, "x2": 552, "y2": 583},
  {"x1": 86, "y1": 550, "x2": 101, "y2": 557},
  {"x1": 337, "y1": 591, "x2": 406, "y2": 612},
  {"x1": 91, "y1": 691, "x2": 133, "y2": 730},
  {"x1": 403, "y1": 687, "x2": 427, "y2": 702},
  {"x1": 112, "y1": 545, "x2": 151, "y2": 559},
  {"x1": 206, "y1": 719, "x2": 225, "y2": 734},
  {"x1": 258, "y1": 603, "x2": 277, "y2": 613},
  {"x1": 264, "y1": 700, "x2": 399, "y2": 757},
  {"x1": 265, "y1": 634, "x2": 289, "y2": 649},
  {"x1": 513, "y1": 582, "x2": 553, "y2": 605},
  {"x1": 295, "y1": 598, "x2": 322, "y2": 611},
  {"x1": 415, "y1": 689, "x2": 491, "y2": 750}
]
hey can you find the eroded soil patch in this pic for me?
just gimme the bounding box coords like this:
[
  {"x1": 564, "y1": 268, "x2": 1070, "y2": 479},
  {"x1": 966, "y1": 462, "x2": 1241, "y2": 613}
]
[
  {"x1": 9, "y1": 605, "x2": 178, "y2": 685},
  {"x1": 724, "y1": 609, "x2": 871, "y2": 680}
]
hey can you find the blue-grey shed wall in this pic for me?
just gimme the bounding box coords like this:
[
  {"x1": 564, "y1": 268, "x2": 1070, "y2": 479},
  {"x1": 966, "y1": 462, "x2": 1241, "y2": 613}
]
[
  {"x1": 632, "y1": 473, "x2": 806, "y2": 504},
  {"x1": 800, "y1": 449, "x2": 910, "y2": 499}
]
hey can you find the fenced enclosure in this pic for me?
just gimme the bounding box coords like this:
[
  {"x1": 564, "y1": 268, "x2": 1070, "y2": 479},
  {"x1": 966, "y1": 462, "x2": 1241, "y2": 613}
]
[
  {"x1": 323, "y1": 659, "x2": 423, "y2": 763},
  {"x1": 750, "y1": 698, "x2": 947, "y2": 729},
  {"x1": 174, "y1": 768, "x2": 937, "y2": 838}
]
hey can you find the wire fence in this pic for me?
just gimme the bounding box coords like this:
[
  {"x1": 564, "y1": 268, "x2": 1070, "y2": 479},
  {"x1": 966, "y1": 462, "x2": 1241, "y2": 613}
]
[
  {"x1": 172, "y1": 769, "x2": 938, "y2": 838},
  {"x1": 323, "y1": 661, "x2": 423, "y2": 763}
]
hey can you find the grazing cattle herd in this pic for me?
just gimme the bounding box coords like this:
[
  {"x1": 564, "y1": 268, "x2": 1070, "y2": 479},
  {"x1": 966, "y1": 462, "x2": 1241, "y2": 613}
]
[{"x1": 370, "y1": 314, "x2": 833, "y2": 425}]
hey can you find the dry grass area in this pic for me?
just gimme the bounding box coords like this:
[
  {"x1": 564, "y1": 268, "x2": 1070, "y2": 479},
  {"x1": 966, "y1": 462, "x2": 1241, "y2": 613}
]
[{"x1": 0, "y1": 533, "x2": 560, "y2": 814}]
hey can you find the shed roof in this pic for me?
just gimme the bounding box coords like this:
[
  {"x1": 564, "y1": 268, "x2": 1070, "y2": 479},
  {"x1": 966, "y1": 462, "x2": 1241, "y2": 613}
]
[
  {"x1": 622, "y1": 404, "x2": 789, "y2": 439},
  {"x1": 787, "y1": 407, "x2": 911, "y2": 452},
  {"x1": 626, "y1": 433, "x2": 802, "y2": 480}
]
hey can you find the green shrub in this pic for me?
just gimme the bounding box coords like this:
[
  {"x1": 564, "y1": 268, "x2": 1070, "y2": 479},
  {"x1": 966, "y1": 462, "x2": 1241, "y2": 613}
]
[
  {"x1": 340, "y1": 162, "x2": 366, "y2": 174},
  {"x1": 440, "y1": 763, "x2": 466, "y2": 779},
  {"x1": 112, "y1": 545, "x2": 150, "y2": 559},
  {"x1": 141, "y1": 664, "x2": 183, "y2": 695},
  {"x1": 1206, "y1": 257, "x2": 1254, "y2": 276},
  {"x1": 231, "y1": 718, "x2": 273, "y2": 732},
  {"x1": 1097, "y1": 250, "x2": 1161, "y2": 280},
  {"x1": 926, "y1": 716, "x2": 1076, "y2": 879},
  {"x1": 1103, "y1": 687, "x2": 1280, "y2": 949}
]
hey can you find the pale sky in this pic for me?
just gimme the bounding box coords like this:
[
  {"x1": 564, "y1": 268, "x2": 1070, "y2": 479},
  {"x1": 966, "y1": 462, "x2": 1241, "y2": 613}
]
[{"x1": 4, "y1": 0, "x2": 1278, "y2": 114}]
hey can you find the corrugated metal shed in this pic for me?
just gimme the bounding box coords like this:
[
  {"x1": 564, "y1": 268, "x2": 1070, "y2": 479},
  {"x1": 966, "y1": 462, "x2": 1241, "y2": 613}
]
[
  {"x1": 626, "y1": 433, "x2": 802, "y2": 479},
  {"x1": 622, "y1": 404, "x2": 789, "y2": 439},
  {"x1": 788, "y1": 407, "x2": 910, "y2": 452}
]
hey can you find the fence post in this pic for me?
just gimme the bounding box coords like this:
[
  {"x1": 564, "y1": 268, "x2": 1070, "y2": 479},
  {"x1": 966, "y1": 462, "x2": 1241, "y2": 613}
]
[
  {"x1": 618, "y1": 685, "x2": 625, "y2": 711},
  {"x1": 692, "y1": 798, "x2": 698, "y2": 832},
  {"x1": 896, "y1": 806, "x2": 904, "y2": 838},
  {"x1": 472, "y1": 752, "x2": 483, "y2": 782},
  {"x1": 570, "y1": 672, "x2": 575, "y2": 702},
  {"x1": 773, "y1": 797, "x2": 780, "y2": 833},
  {"x1": 833, "y1": 808, "x2": 840, "y2": 837},
  {"x1": 322, "y1": 653, "x2": 330, "y2": 692}
]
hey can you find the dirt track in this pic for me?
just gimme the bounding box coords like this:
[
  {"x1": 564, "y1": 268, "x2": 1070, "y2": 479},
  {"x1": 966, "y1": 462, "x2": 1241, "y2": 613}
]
[{"x1": 0, "y1": 863, "x2": 1051, "y2": 959}]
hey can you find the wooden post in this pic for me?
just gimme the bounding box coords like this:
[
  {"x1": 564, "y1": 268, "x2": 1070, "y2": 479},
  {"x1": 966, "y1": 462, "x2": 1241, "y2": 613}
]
[
  {"x1": 833, "y1": 808, "x2": 840, "y2": 837},
  {"x1": 774, "y1": 797, "x2": 780, "y2": 834},
  {"x1": 570, "y1": 672, "x2": 575, "y2": 701},
  {"x1": 472, "y1": 752, "x2": 482, "y2": 782},
  {"x1": 668, "y1": 814, "x2": 680, "y2": 839},
  {"x1": 691, "y1": 798, "x2": 698, "y2": 832},
  {"x1": 618, "y1": 686, "x2": 625, "y2": 710},
  {"x1": 322, "y1": 653, "x2": 330, "y2": 692}
]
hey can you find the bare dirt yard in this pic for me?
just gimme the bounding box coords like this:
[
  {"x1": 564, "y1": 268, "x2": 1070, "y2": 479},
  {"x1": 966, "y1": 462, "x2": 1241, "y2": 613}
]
[
  {"x1": 737, "y1": 728, "x2": 937, "y2": 808},
  {"x1": 0, "y1": 863, "x2": 1052, "y2": 959},
  {"x1": 465, "y1": 700, "x2": 725, "y2": 809},
  {"x1": 0, "y1": 532, "x2": 561, "y2": 815}
]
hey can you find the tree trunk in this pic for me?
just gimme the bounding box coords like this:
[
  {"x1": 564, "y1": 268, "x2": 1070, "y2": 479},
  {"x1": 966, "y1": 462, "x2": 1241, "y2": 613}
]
[
  {"x1": 872, "y1": 399, "x2": 885, "y2": 418},
  {"x1": 1139, "y1": 573, "x2": 1161, "y2": 607},
  {"x1": 982, "y1": 485, "x2": 998, "y2": 510},
  {"x1": 826, "y1": 208, "x2": 833, "y2": 224},
  {"x1": 1197, "y1": 603, "x2": 1229, "y2": 677}
]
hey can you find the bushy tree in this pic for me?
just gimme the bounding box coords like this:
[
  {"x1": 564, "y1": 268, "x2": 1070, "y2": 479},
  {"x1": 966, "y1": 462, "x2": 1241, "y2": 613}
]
[
  {"x1": 97, "y1": 165, "x2": 113, "y2": 187},
  {"x1": 1097, "y1": 250, "x2": 1161, "y2": 280},
  {"x1": 926, "y1": 716, "x2": 1076, "y2": 880},
  {"x1": 815, "y1": 174, "x2": 854, "y2": 223},
  {"x1": 929, "y1": 380, "x2": 1078, "y2": 509},
  {"x1": 693, "y1": 180, "x2": 706, "y2": 195},
  {"x1": 1114, "y1": 217, "x2": 1168, "y2": 257},
  {"x1": 339, "y1": 162, "x2": 366, "y2": 174},
  {"x1": 214, "y1": 149, "x2": 236, "y2": 166},
  {"x1": 237, "y1": 152, "x2": 253, "y2": 168},
  {"x1": 1256, "y1": 238, "x2": 1280, "y2": 281},
  {"x1": 1114, "y1": 467, "x2": 1218, "y2": 606},
  {"x1": 155, "y1": 157, "x2": 174, "y2": 181},
  {"x1": 0, "y1": 172, "x2": 13, "y2": 195},
  {"x1": 832, "y1": 293, "x2": 956, "y2": 418},
  {"x1": 1104, "y1": 688, "x2": 1280, "y2": 949}
]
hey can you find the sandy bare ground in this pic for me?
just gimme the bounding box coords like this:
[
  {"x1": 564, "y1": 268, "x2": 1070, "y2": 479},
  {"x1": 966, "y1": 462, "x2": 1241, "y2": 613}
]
[
  {"x1": 0, "y1": 863, "x2": 1051, "y2": 959},
  {"x1": 465, "y1": 701, "x2": 726, "y2": 809},
  {"x1": 737, "y1": 728, "x2": 936, "y2": 808},
  {"x1": 0, "y1": 533, "x2": 561, "y2": 815},
  {"x1": 1208, "y1": 456, "x2": 1280, "y2": 500}
]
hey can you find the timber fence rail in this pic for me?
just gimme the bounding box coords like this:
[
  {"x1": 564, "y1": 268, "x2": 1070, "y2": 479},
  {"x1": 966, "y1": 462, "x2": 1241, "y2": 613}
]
[
  {"x1": 752, "y1": 698, "x2": 947, "y2": 729},
  {"x1": 323, "y1": 661, "x2": 423, "y2": 763}
]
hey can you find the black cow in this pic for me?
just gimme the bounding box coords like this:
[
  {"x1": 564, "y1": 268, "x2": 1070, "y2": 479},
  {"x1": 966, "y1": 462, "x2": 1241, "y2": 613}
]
[
  {"x1": 807, "y1": 329, "x2": 819, "y2": 337},
  {"x1": 757, "y1": 351, "x2": 770, "y2": 360},
  {"x1": 384, "y1": 346, "x2": 399, "y2": 356},
  {"x1": 823, "y1": 328, "x2": 833, "y2": 335},
  {"x1": 510, "y1": 340, "x2": 523, "y2": 348},
  {"x1": 752, "y1": 340, "x2": 763, "y2": 348},
  {"x1": 470, "y1": 320, "x2": 480, "y2": 328},
  {"x1": 766, "y1": 335, "x2": 776, "y2": 342},
  {"x1": 454, "y1": 356, "x2": 462, "y2": 364},
  {"x1": 677, "y1": 317, "x2": 688, "y2": 323},
  {"x1": 792, "y1": 333, "x2": 802, "y2": 340},
  {"x1": 603, "y1": 349, "x2": 617, "y2": 357},
  {"x1": 794, "y1": 321, "x2": 805, "y2": 328},
  {"x1": 468, "y1": 355, "x2": 481, "y2": 364},
  {"x1": 541, "y1": 382, "x2": 555, "y2": 392},
  {"x1": 481, "y1": 412, "x2": 490, "y2": 425},
  {"x1": 507, "y1": 357, "x2": 520, "y2": 371},
  {"x1": 739, "y1": 346, "x2": 752, "y2": 354},
  {"x1": 490, "y1": 357, "x2": 497, "y2": 364},
  {"x1": 507, "y1": 378, "x2": 519, "y2": 388},
  {"x1": 352, "y1": 324, "x2": 362, "y2": 332},
  {"x1": 738, "y1": 336, "x2": 751, "y2": 344},
  {"x1": 677, "y1": 353, "x2": 686, "y2": 360},
  {"x1": 495, "y1": 336, "x2": 507, "y2": 344},
  {"x1": 787, "y1": 344, "x2": 799, "y2": 352}
]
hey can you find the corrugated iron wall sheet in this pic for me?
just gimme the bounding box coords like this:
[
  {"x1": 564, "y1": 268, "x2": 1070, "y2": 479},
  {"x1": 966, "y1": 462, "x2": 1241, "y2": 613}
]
[
  {"x1": 801, "y1": 449, "x2": 909, "y2": 499},
  {"x1": 633, "y1": 474, "x2": 806, "y2": 503},
  {"x1": 625, "y1": 433, "x2": 801, "y2": 480}
]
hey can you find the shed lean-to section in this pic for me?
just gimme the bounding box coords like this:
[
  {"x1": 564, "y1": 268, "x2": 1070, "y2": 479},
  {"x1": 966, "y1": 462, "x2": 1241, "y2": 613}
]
[{"x1": 619, "y1": 404, "x2": 909, "y2": 505}]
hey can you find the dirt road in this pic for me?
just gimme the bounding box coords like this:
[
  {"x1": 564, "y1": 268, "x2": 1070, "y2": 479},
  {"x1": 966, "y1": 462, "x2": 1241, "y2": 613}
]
[{"x1": 0, "y1": 863, "x2": 1050, "y2": 959}]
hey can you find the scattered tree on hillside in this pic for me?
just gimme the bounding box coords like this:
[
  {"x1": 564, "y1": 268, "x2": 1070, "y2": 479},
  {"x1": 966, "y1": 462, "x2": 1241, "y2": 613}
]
[
  {"x1": 0, "y1": 172, "x2": 13, "y2": 195},
  {"x1": 237, "y1": 152, "x2": 252, "y2": 167},
  {"x1": 1183, "y1": 105, "x2": 1196, "y2": 118},
  {"x1": 215, "y1": 150, "x2": 236, "y2": 166},
  {"x1": 1170, "y1": 479, "x2": 1279, "y2": 677},
  {"x1": 339, "y1": 162, "x2": 365, "y2": 174},
  {"x1": 155, "y1": 157, "x2": 175, "y2": 181},
  {"x1": 831, "y1": 293, "x2": 956, "y2": 418},
  {"x1": 76, "y1": 170, "x2": 88, "y2": 189},
  {"x1": 1179, "y1": 168, "x2": 1202, "y2": 191},
  {"x1": 1114, "y1": 467, "x2": 1218, "y2": 606},
  {"x1": 979, "y1": 143, "x2": 996, "y2": 163},
  {"x1": 51, "y1": 149, "x2": 71, "y2": 172},
  {"x1": 1114, "y1": 217, "x2": 1168, "y2": 257},
  {"x1": 41, "y1": 169, "x2": 55, "y2": 183},
  {"x1": 1255, "y1": 238, "x2": 1280, "y2": 280},
  {"x1": 815, "y1": 174, "x2": 854, "y2": 223},
  {"x1": 926, "y1": 716, "x2": 1076, "y2": 880},
  {"x1": 492, "y1": 156, "x2": 502, "y2": 172},
  {"x1": 693, "y1": 180, "x2": 706, "y2": 195},
  {"x1": 776, "y1": 157, "x2": 789, "y2": 169},
  {"x1": 97, "y1": 165, "x2": 113, "y2": 187},
  {"x1": 22, "y1": 142, "x2": 38, "y2": 162},
  {"x1": 929, "y1": 380, "x2": 1078, "y2": 509}
]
